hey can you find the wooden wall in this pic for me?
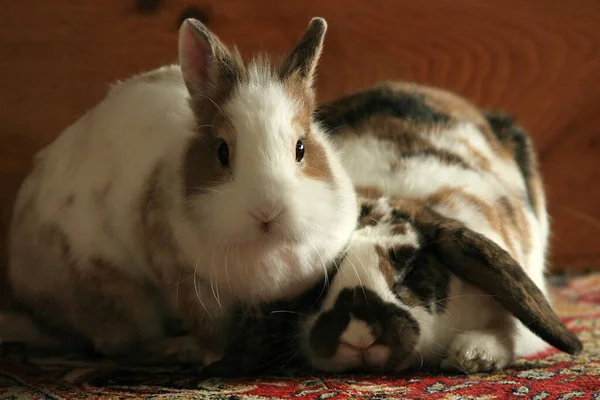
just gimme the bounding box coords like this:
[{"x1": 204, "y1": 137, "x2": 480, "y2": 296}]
[{"x1": 1, "y1": 1, "x2": 599, "y2": 304}]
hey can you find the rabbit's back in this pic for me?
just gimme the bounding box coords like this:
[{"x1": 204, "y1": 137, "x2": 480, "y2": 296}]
[
  {"x1": 10, "y1": 65, "x2": 191, "y2": 280},
  {"x1": 317, "y1": 82, "x2": 547, "y2": 286},
  {"x1": 6, "y1": 66, "x2": 198, "y2": 354}
]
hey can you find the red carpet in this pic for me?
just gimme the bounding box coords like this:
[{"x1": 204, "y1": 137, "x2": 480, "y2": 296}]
[{"x1": 1, "y1": 274, "x2": 599, "y2": 399}]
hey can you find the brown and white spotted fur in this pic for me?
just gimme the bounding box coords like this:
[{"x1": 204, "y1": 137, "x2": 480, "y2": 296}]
[
  {"x1": 4, "y1": 18, "x2": 357, "y2": 363},
  {"x1": 206, "y1": 82, "x2": 581, "y2": 376},
  {"x1": 296, "y1": 82, "x2": 581, "y2": 373}
]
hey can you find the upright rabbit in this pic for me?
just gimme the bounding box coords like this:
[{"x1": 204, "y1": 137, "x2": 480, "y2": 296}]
[
  {"x1": 205, "y1": 82, "x2": 582, "y2": 376},
  {"x1": 5, "y1": 17, "x2": 357, "y2": 363}
]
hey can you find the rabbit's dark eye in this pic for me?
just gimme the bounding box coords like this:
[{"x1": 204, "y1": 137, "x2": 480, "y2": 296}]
[
  {"x1": 296, "y1": 140, "x2": 305, "y2": 163},
  {"x1": 217, "y1": 140, "x2": 229, "y2": 167}
]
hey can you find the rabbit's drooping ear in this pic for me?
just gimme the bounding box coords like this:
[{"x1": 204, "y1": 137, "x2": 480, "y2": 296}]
[
  {"x1": 431, "y1": 221, "x2": 583, "y2": 355},
  {"x1": 178, "y1": 18, "x2": 240, "y2": 95},
  {"x1": 280, "y1": 17, "x2": 328, "y2": 86}
]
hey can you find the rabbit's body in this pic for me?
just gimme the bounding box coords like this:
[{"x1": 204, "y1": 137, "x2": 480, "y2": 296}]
[
  {"x1": 10, "y1": 66, "x2": 229, "y2": 358},
  {"x1": 6, "y1": 18, "x2": 358, "y2": 362},
  {"x1": 206, "y1": 82, "x2": 581, "y2": 376},
  {"x1": 321, "y1": 82, "x2": 548, "y2": 292}
]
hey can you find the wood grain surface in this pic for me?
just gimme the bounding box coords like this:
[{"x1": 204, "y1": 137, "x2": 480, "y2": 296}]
[{"x1": 1, "y1": 0, "x2": 599, "y2": 304}]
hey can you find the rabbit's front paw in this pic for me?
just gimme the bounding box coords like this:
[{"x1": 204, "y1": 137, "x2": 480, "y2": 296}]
[
  {"x1": 135, "y1": 335, "x2": 220, "y2": 366},
  {"x1": 440, "y1": 330, "x2": 513, "y2": 374},
  {"x1": 161, "y1": 335, "x2": 209, "y2": 364}
]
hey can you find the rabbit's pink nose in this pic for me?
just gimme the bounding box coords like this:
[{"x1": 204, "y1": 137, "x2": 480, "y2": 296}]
[
  {"x1": 338, "y1": 341, "x2": 390, "y2": 367},
  {"x1": 339, "y1": 319, "x2": 378, "y2": 350},
  {"x1": 250, "y1": 206, "x2": 283, "y2": 232},
  {"x1": 336, "y1": 318, "x2": 391, "y2": 367}
]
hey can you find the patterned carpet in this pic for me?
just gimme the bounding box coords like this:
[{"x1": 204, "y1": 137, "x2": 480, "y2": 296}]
[{"x1": 1, "y1": 274, "x2": 599, "y2": 399}]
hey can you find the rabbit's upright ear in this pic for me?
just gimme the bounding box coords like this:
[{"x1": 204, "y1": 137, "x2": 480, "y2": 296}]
[
  {"x1": 280, "y1": 17, "x2": 328, "y2": 87},
  {"x1": 430, "y1": 220, "x2": 582, "y2": 355},
  {"x1": 178, "y1": 18, "x2": 242, "y2": 96}
]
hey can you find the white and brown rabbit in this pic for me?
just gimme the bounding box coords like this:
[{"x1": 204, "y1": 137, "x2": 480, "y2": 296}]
[
  {"x1": 4, "y1": 17, "x2": 357, "y2": 364},
  {"x1": 205, "y1": 82, "x2": 582, "y2": 376}
]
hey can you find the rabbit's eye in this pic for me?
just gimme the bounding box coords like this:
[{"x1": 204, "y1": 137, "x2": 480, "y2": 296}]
[
  {"x1": 296, "y1": 140, "x2": 305, "y2": 163},
  {"x1": 217, "y1": 140, "x2": 229, "y2": 167}
]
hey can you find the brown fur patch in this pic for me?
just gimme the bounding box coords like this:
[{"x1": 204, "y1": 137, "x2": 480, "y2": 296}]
[
  {"x1": 387, "y1": 198, "x2": 436, "y2": 226},
  {"x1": 300, "y1": 134, "x2": 334, "y2": 183},
  {"x1": 13, "y1": 221, "x2": 175, "y2": 357},
  {"x1": 416, "y1": 85, "x2": 488, "y2": 127},
  {"x1": 184, "y1": 37, "x2": 245, "y2": 197},
  {"x1": 456, "y1": 137, "x2": 493, "y2": 172},
  {"x1": 41, "y1": 223, "x2": 72, "y2": 260},
  {"x1": 381, "y1": 81, "x2": 509, "y2": 159},
  {"x1": 361, "y1": 115, "x2": 440, "y2": 142},
  {"x1": 94, "y1": 183, "x2": 111, "y2": 210},
  {"x1": 11, "y1": 168, "x2": 228, "y2": 360},
  {"x1": 187, "y1": 43, "x2": 245, "y2": 132},
  {"x1": 529, "y1": 178, "x2": 546, "y2": 222},
  {"x1": 138, "y1": 164, "x2": 187, "y2": 286},
  {"x1": 484, "y1": 111, "x2": 545, "y2": 219},
  {"x1": 358, "y1": 202, "x2": 386, "y2": 228},
  {"x1": 139, "y1": 164, "x2": 231, "y2": 355},
  {"x1": 67, "y1": 258, "x2": 170, "y2": 356},
  {"x1": 497, "y1": 196, "x2": 532, "y2": 256},
  {"x1": 526, "y1": 169, "x2": 545, "y2": 223},
  {"x1": 284, "y1": 74, "x2": 315, "y2": 129},
  {"x1": 356, "y1": 186, "x2": 384, "y2": 200},
  {"x1": 360, "y1": 116, "x2": 475, "y2": 171},
  {"x1": 285, "y1": 74, "x2": 334, "y2": 184},
  {"x1": 184, "y1": 134, "x2": 234, "y2": 196},
  {"x1": 424, "y1": 187, "x2": 519, "y2": 259},
  {"x1": 395, "y1": 286, "x2": 421, "y2": 309},
  {"x1": 315, "y1": 82, "x2": 450, "y2": 135},
  {"x1": 63, "y1": 194, "x2": 74, "y2": 208},
  {"x1": 86, "y1": 256, "x2": 142, "y2": 298},
  {"x1": 389, "y1": 160, "x2": 402, "y2": 172},
  {"x1": 391, "y1": 223, "x2": 408, "y2": 236},
  {"x1": 376, "y1": 245, "x2": 396, "y2": 287},
  {"x1": 315, "y1": 81, "x2": 512, "y2": 175}
]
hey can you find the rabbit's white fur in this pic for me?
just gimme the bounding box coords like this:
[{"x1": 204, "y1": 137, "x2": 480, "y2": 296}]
[{"x1": 6, "y1": 18, "x2": 357, "y2": 361}]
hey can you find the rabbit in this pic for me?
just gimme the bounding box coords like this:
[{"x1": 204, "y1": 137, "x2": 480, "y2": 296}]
[
  {"x1": 203, "y1": 81, "x2": 582, "y2": 376},
  {"x1": 4, "y1": 17, "x2": 358, "y2": 365}
]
